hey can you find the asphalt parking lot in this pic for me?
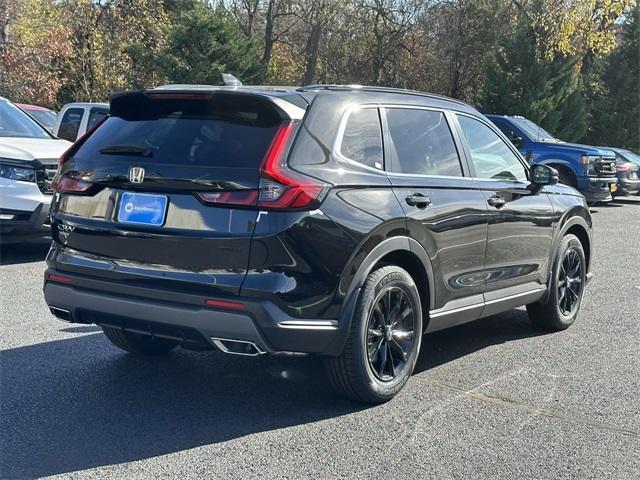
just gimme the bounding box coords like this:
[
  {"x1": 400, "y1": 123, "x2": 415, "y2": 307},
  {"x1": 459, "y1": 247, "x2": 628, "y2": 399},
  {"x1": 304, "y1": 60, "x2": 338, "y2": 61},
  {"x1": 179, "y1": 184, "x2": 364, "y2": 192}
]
[{"x1": 1, "y1": 197, "x2": 639, "y2": 479}]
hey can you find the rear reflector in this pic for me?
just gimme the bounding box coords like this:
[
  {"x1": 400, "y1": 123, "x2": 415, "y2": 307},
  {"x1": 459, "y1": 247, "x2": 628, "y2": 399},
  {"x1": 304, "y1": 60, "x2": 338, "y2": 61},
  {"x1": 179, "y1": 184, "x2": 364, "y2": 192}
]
[
  {"x1": 48, "y1": 273, "x2": 72, "y2": 284},
  {"x1": 204, "y1": 299, "x2": 246, "y2": 310}
]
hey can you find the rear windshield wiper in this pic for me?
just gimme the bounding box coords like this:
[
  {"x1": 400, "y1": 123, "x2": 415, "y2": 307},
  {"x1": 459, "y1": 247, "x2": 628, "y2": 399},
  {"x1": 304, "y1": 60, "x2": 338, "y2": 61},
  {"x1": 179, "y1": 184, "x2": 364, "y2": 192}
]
[{"x1": 99, "y1": 145, "x2": 153, "y2": 157}]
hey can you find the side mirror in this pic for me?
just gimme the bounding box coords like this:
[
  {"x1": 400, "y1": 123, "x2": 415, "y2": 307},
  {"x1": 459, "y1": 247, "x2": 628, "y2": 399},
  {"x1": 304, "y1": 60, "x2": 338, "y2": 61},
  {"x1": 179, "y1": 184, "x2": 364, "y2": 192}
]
[{"x1": 530, "y1": 164, "x2": 559, "y2": 189}]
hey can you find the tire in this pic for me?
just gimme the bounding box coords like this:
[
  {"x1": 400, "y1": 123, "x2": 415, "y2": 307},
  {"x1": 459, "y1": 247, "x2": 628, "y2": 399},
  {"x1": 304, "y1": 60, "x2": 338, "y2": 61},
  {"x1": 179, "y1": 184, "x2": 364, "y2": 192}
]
[
  {"x1": 325, "y1": 266, "x2": 423, "y2": 403},
  {"x1": 527, "y1": 234, "x2": 586, "y2": 331},
  {"x1": 102, "y1": 326, "x2": 179, "y2": 355}
]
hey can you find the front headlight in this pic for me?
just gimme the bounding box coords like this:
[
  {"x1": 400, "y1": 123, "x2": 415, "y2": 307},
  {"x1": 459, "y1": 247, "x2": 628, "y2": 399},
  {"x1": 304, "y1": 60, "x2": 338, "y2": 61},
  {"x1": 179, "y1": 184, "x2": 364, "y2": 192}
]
[
  {"x1": 580, "y1": 155, "x2": 600, "y2": 166},
  {"x1": 0, "y1": 164, "x2": 36, "y2": 182}
]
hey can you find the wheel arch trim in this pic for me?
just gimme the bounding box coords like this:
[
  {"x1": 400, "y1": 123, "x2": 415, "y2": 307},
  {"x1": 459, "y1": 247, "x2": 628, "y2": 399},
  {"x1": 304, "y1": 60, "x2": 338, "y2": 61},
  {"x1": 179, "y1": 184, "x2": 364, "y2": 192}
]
[
  {"x1": 548, "y1": 214, "x2": 592, "y2": 286},
  {"x1": 325, "y1": 236, "x2": 435, "y2": 356}
]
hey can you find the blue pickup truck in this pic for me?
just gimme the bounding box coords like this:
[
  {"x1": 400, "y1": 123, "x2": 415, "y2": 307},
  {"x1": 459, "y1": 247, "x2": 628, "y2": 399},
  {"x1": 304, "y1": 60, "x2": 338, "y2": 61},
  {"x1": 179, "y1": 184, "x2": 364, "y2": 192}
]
[{"x1": 486, "y1": 115, "x2": 618, "y2": 203}]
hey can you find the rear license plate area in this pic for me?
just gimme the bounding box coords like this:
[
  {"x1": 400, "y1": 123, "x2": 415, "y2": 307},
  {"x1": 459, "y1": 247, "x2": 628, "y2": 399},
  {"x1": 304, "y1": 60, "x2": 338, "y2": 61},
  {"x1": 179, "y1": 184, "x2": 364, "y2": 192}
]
[{"x1": 117, "y1": 192, "x2": 168, "y2": 226}]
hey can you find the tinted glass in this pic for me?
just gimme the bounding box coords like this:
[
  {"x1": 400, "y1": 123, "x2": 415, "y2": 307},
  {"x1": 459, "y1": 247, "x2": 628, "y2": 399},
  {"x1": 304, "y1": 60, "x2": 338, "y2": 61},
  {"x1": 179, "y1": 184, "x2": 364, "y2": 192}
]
[
  {"x1": 0, "y1": 100, "x2": 51, "y2": 139},
  {"x1": 386, "y1": 109, "x2": 462, "y2": 176},
  {"x1": 74, "y1": 96, "x2": 281, "y2": 169},
  {"x1": 511, "y1": 117, "x2": 556, "y2": 142},
  {"x1": 26, "y1": 109, "x2": 57, "y2": 130},
  {"x1": 492, "y1": 120, "x2": 513, "y2": 137},
  {"x1": 340, "y1": 108, "x2": 383, "y2": 169},
  {"x1": 88, "y1": 110, "x2": 108, "y2": 130},
  {"x1": 58, "y1": 108, "x2": 84, "y2": 141},
  {"x1": 457, "y1": 115, "x2": 527, "y2": 182},
  {"x1": 619, "y1": 149, "x2": 640, "y2": 165}
]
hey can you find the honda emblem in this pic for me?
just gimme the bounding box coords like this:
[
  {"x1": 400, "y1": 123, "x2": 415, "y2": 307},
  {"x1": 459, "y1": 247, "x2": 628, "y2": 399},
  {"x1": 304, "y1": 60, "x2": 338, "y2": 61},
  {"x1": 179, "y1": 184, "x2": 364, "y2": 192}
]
[{"x1": 129, "y1": 166, "x2": 145, "y2": 184}]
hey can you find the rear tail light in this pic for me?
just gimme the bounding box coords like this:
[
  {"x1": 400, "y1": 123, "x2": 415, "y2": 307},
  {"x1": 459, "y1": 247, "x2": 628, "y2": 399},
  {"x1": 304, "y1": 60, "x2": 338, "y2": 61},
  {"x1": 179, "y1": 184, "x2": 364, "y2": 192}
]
[
  {"x1": 51, "y1": 175, "x2": 96, "y2": 194},
  {"x1": 197, "y1": 190, "x2": 258, "y2": 206},
  {"x1": 197, "y1": 121, "x2": 329, "y2": 210},
  {"x1": 55, "y1": 116, "x2": 108, "y2": 193}
]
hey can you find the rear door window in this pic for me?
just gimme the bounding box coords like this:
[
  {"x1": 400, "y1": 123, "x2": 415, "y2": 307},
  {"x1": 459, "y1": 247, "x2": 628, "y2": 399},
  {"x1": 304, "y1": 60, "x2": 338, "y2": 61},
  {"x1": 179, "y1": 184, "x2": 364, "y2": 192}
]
[
  {"x1": 385, "y1": 108, "x2": 462, "y2": 176},
  {"x1": 58, "y1": 108, "x2": 83, "y2": 141},
  {"x1": 87, "y1": 109, "x2": 108, "y2": 130},
  {"x1": 339, "y1": 108, "x2": 383, "y2": 169}
]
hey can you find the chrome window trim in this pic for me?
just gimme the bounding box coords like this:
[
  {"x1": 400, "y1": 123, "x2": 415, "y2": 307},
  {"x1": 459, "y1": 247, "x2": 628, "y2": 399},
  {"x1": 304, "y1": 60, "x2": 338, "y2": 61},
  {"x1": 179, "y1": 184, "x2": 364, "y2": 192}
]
[
  {"x1": 333, "y1": 103, "x2": 474, "y2": 179},
  {"x1": 332, "y1": 103, "x2": 386, "y2": 173},
  {"x1": 382, "y1": 105, "x2": 467, "y2": 179}
]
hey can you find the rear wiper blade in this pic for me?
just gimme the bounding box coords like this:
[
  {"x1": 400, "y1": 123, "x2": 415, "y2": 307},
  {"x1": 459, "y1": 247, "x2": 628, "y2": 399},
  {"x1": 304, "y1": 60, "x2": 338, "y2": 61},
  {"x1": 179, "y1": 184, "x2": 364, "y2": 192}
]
[{"x1": 99, "y1": 145, "x2": 153, "y2": 157}]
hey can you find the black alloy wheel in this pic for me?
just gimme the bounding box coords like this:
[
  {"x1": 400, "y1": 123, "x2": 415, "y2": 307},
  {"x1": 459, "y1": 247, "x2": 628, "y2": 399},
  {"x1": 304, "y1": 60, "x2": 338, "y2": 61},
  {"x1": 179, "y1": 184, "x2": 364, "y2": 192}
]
[
  {"x1": 527, "y1": 233, "x2": 586, "y2": 331},
  {"x1": 366, "y1": 286, "x2": 416, "y2": 382},
  {"x1": 325, "y1": 265, "x2": 423, "y2": 403},
  {"x1": 557, "y1": 248, "x2": 584, "y2": 316}
]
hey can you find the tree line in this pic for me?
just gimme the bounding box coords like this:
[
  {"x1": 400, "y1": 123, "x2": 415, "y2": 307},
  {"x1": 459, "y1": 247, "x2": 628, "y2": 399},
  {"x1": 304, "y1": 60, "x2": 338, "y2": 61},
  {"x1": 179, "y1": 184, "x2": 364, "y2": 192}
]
[{"x1": 0, "y1": 0, "x2": 637, "y2": 150}]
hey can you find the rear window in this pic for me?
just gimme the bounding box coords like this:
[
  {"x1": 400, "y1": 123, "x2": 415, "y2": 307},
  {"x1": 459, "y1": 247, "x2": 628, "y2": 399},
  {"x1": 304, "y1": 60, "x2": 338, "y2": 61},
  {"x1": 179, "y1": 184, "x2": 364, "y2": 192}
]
[{"x1": 74, "y1": 94, "x2": 282, "y2": 169}]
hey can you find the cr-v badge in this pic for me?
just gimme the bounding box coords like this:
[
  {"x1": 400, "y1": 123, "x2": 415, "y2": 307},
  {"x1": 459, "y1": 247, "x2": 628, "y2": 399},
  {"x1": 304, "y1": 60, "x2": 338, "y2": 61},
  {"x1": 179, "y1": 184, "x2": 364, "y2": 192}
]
[{"x1": 129, "y1": 166, "x2": 145, "y2": 183}]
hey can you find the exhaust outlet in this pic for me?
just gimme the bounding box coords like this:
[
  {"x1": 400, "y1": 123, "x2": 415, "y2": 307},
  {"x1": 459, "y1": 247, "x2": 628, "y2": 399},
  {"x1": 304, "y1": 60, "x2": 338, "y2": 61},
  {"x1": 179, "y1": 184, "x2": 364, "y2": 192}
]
[
  {"x1": 50, "y1": 306, "x2": 73, "y2": 323},
  {"x1": 211, "y1": 338, "x2": 266, "y2": 356}
]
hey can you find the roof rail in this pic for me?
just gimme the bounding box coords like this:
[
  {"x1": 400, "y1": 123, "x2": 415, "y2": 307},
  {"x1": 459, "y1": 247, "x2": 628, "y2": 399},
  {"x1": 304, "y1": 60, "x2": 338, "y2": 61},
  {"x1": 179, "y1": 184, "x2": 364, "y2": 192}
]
[{"x1": 297, "y1": 84, "x2": 470, "y2": 107}]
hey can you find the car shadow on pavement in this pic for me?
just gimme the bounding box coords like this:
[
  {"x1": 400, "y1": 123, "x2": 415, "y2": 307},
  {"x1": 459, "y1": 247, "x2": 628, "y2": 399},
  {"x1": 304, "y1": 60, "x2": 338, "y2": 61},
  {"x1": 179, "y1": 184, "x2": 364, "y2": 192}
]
[
  {"x1": 415, "y1": 309, "x2": 546, "y2": 373},
  {"x1": 0, "y1": 334, "x2": 363, "y2": 479},
  {"x1": 0, "y1": 238, "x2": 50, "y2": 266},
  {"x1": 1, "y1": 309, "x2": 544, "y2": 479}
]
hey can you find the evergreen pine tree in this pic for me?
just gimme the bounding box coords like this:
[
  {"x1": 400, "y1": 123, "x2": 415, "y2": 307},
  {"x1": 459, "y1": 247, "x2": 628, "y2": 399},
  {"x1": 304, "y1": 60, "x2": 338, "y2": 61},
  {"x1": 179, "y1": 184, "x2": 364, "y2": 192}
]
[
  {"x1": 480, "y1": 13, "x2": 587, "y2": 142},
  {"x1": 588, "y1": 5, "x2": 639, "y2": 151},
  {"x1": 155, "y1": 2, "x2": 264, "y2": 86}
]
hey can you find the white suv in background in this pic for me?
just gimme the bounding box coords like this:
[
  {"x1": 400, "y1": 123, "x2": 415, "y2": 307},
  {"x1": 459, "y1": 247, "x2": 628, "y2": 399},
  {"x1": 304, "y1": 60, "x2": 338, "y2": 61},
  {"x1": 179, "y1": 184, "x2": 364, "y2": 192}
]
[
  {"x1": 53, "y1": 102, "x2": 109, "y2": 142},
  {"x1": 0, "y1": 97, "x2": 71, "y2": 241}
]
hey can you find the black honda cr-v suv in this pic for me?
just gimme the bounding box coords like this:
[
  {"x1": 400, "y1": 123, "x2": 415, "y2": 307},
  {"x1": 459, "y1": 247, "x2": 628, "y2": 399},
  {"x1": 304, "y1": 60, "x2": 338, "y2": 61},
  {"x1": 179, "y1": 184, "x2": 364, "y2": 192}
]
[{"x1": 44, "y1": 84, "x2": 593, "y2": 403}]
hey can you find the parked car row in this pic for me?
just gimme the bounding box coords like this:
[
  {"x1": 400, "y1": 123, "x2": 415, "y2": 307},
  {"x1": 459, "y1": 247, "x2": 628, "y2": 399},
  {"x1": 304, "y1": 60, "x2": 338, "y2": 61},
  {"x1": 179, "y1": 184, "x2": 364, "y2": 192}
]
[
  {"x1": 0, "y1": 97, "x2": 70, "y2": 240},
  {"x1": 1, "y1": 99, "x2": 110, "y2": 240},
  {"x1": 609, "y1": 148, "x2": 640, "y2": 197},
  {"x1": 1, "y1": 92, "x2": 638, "y2": 243},
  {"x1": 486, "y1": 115, "x2": 638, "y2": 202}
]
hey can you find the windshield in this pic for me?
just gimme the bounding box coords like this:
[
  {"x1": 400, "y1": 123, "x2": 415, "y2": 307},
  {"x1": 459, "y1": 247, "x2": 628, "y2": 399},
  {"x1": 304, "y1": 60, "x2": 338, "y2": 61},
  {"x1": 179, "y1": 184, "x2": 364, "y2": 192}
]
[
  {"x1": 0, "y1": 100, "x2": 52, "y2": 139},
  {"x1": 618, "y1": 149, "x2": 640, "y2": 165},
  {"x1": 25, "y1": 108, "x2": 57, "y2": 129},
  {"x1": 512, "y1": 117, "x2": 558, "y2": 142}
]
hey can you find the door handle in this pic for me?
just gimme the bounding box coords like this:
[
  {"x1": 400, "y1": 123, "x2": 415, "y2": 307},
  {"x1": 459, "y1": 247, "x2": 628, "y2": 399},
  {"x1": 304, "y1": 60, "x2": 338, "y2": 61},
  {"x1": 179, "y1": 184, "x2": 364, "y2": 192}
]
[
  {"x1": 487, "y1": 194, "x2": 506, "y2": 208},
  {"x1": 405, "y1": 193, "x2": 432, "y2": 209}
]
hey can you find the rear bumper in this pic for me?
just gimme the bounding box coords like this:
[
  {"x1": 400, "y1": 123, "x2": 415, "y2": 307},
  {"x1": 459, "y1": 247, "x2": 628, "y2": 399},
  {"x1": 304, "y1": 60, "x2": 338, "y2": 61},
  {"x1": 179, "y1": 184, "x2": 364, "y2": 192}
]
[{"x1": 43, "y1": 272, "x2": 342, "y2": 355}]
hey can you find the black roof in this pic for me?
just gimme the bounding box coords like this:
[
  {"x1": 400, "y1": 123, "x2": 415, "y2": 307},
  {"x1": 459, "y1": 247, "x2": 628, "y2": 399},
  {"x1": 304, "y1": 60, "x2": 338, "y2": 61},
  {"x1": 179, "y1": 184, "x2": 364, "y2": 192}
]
[{"x1": 116, "y1": 83, "x2": 479, "y2": 115}]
